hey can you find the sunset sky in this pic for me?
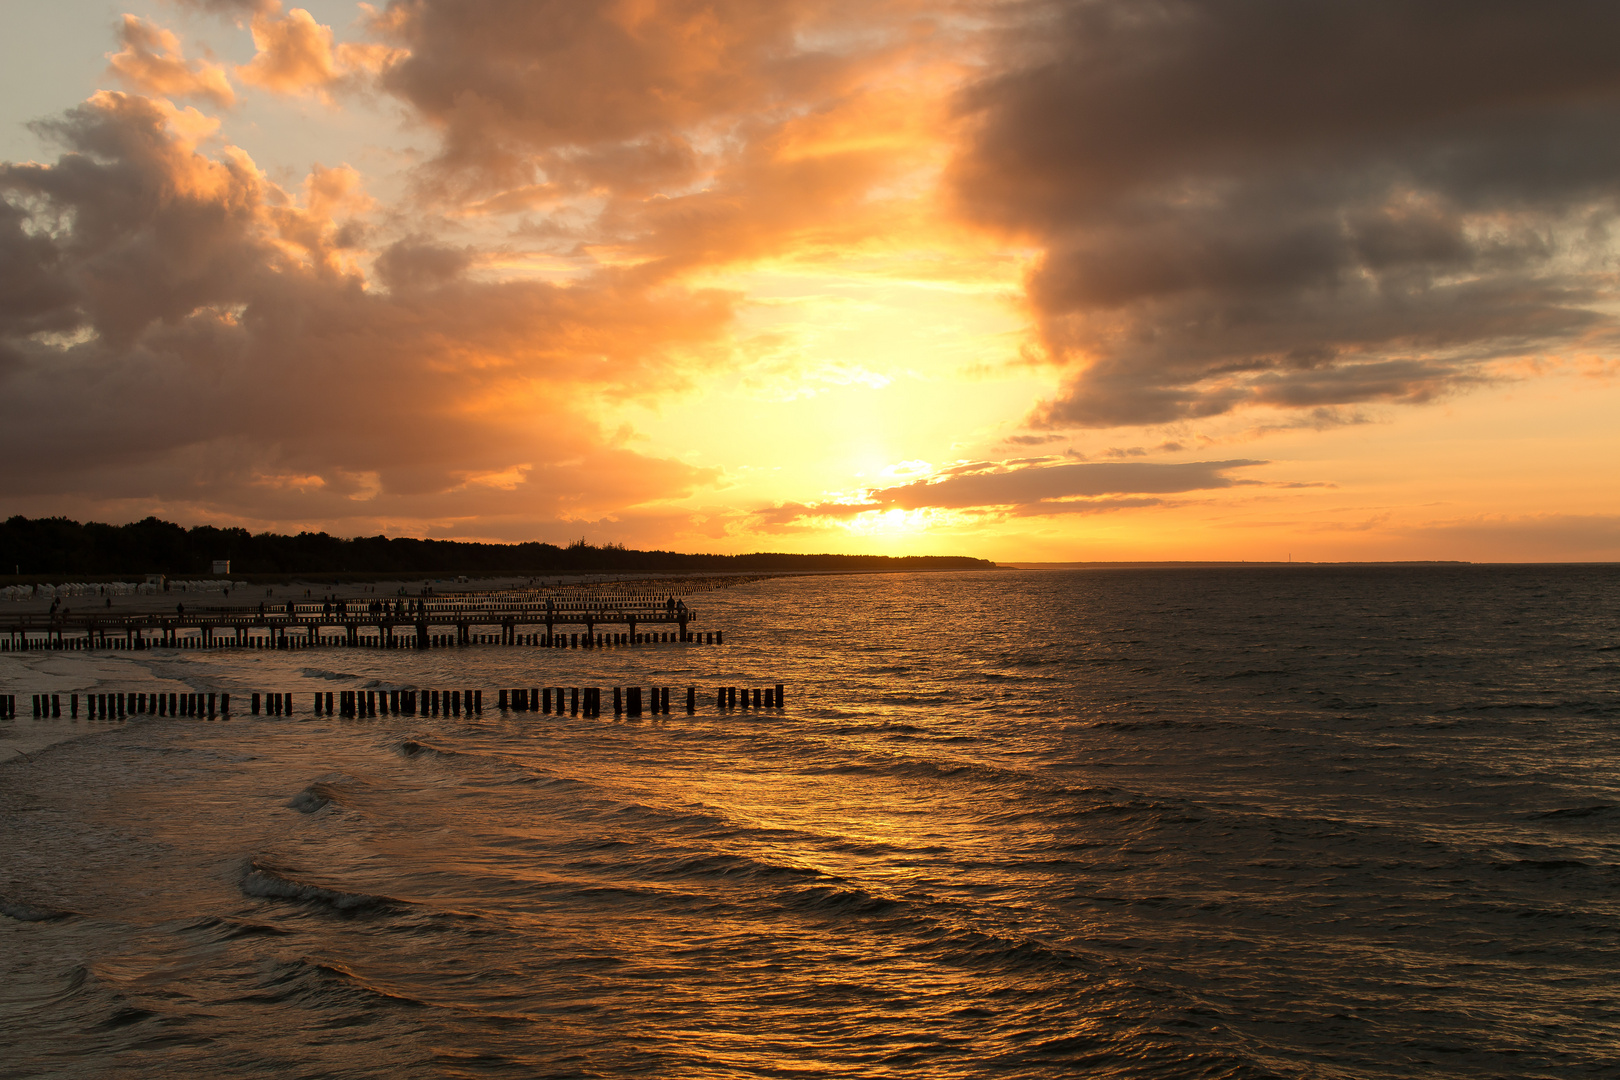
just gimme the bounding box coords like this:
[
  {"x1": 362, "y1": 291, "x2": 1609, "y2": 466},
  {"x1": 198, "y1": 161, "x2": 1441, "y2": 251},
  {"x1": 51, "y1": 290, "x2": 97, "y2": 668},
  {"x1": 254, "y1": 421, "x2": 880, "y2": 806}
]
[{"x1": 2, "y1": 0, "x2": 1617, "y2": 561}]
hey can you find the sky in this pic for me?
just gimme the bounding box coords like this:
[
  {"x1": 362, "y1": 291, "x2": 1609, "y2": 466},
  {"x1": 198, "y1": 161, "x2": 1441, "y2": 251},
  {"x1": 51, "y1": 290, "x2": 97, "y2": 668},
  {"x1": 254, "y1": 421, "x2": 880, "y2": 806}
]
[{"x1": 1, "y1": 0, "x2": 1617, "y2": 562}]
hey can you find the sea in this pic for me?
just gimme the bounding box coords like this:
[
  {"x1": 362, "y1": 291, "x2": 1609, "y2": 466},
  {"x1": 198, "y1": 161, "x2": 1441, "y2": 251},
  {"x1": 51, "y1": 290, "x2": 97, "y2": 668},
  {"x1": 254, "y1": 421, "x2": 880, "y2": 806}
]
[{"x1": 1, "y1": 565, "x2": 1617, "y2": 1079}]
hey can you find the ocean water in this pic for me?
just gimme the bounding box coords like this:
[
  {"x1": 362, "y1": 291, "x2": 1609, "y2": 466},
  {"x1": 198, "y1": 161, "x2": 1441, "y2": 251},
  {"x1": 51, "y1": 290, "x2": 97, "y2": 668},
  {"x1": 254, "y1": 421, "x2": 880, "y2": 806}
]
[{"x1": 2, "y1": 566, "x2": 1618, "y2": 1079}]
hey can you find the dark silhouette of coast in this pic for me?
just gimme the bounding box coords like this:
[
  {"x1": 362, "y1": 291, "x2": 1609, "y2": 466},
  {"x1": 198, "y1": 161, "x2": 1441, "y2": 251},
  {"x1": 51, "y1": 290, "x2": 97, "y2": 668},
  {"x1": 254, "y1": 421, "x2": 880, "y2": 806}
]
[{"x1": 0, "y1": 516, "x2": 996, "y2": 580}]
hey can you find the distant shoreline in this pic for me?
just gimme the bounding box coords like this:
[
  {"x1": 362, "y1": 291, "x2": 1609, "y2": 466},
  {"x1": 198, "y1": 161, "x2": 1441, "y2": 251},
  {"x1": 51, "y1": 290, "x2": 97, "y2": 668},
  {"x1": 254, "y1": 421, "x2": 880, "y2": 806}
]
[
  {"x1": 0, "y1": 515, "x2": 998, "y2": 581},
  {"x1": 0, "y1": 565, "x2": 1003, "y2": 590},
  {"x1": 996, "y1": 560, "x2": 1614, "y2": 568}
]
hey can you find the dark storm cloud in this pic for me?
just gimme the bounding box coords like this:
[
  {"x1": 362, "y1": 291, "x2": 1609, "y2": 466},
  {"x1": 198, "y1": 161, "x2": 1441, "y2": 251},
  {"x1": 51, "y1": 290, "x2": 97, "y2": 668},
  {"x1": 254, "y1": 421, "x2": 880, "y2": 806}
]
[{"x1": 953, "y1": 0, "x2": 1620, "y2": 427}]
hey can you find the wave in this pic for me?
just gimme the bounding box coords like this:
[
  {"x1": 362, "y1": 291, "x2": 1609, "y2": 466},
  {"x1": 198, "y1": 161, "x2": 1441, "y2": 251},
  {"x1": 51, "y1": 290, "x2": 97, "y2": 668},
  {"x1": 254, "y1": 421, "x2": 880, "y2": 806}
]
[
  {"x1": 1529, "y1": 804, "x2": 1616, "y2": 820},
  {"x1": 1498, "y1": 858, "x2": 1591, "y2": 872},
  {"x1": 298, "y1": 667, "x2": 363, "y2": 682},
  {"x1": 240, "y1": 858, "x2": 405, "y2": 911},
  {"x1": 251, "y1": 956, "x2": 430, "y2": 1011},
  {"x1": 1438, "y1": 699, "x2": 1620, "y2": 716},
  {"x1": 175, "y1": 914, "x2": 293, "y2": 940},
  {"x1": 287, "y1": 772, "x2": 372, "y2": 813},
  {"x1": 0, "y1": 895, "x2": 80, "y2": 922},
  {"x1": 1087, "y1": 717, "x2": 1231, "y2": 731},
  {"x1": 829, "y1": 721, "x2": 928, "y2": 735},
  {"x1": 288, "y1": 787, "x2": 330, "y2": 813},
  {"x1": 807, "y1": 755, "x2": 1045, "y2": 783},
  {"x1": 764, "y1": 881, "x2": 1118, "y2": 981},
  {"x1": 394, "y1": 738, "x2": 466, "y2": 760},
  {"x1": 639, "y1": 851, "x2": 827, "y2": 883},
  {"x1": 781, "y1": 883, "x2": 904, "y2": 915}
]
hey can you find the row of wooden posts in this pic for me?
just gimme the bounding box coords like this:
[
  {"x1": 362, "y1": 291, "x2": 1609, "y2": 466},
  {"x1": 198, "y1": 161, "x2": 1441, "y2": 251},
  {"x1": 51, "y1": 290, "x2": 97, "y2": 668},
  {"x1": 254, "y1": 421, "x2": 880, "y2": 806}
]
[
  {"x1": 316, "y1": 684, "x2": 786, "y2": 716},
  {"x1": 28, "y1": 691, "x2": 223, "y2": 719},
  {"x1": 1, "y1": 629, "x2": 722, "y2": 652},
  {"x1": 18, "y1": 685, "x2": 786, "y2": 720},
  {"x1": 497, "y1": 684, "x2": 785, "y2": 716}
]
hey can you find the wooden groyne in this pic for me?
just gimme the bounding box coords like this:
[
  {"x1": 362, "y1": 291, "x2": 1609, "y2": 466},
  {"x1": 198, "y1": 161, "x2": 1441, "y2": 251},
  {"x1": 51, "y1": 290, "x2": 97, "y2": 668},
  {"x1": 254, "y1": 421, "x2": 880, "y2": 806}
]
[
  {"x1": 0, "y1": 598, "x2": 717, "y2": 652},
  {"x1": 15, "y1": 684, "x2": 786, "y2": 719}
]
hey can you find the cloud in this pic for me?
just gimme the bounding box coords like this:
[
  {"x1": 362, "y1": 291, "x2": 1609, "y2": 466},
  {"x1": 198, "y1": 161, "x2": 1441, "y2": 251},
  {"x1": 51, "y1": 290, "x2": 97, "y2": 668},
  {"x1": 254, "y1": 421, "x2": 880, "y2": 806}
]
[
  {"x1": 364, "y1": 0, "x2": 970, "y2": 285},
  {"x1": 235, "y1": 5, "x2": 402, "y2": 99},
  {"x1": 757, "y1": 458, "x2": 1267, "y2": 524},
  {"x1": 869, "y1": 459, "x2": 1266, "y2": 508},
  {"x1": 372, "y1": 0, "x2": 879, "y2": 184},
  {"x1": 0, "y1": 90, "x2": 733, "y2": 532},
  {"x1": 953, "y1": 0, "x2": 1620, "y2": 428},
  {"x1": 106, "y1": 15, "x2": 236, "y2": 108}
]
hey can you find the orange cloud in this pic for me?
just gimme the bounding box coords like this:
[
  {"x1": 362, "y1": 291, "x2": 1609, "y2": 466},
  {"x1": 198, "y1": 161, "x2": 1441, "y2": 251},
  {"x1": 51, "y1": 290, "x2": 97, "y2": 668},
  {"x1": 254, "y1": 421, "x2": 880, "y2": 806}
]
[
  {"x1": 106, "y1": 15, "x2": 235, "y2": 107},
  {"x1": 0, "y1": 90, "x2": 732, "y2": 532},
  {"x1": 236, "y1": 4, "x2": 402, "y2": 100},
  {"x1": 370, "y1": 0, "x2": 971, "y2": 251}
]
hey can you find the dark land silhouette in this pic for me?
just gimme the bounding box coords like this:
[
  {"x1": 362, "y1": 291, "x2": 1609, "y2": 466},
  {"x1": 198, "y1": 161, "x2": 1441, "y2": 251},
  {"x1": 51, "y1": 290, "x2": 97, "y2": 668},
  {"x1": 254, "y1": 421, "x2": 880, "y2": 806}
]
[{"x1": 0, "y1": 516, "x2": 996, "y2": 579}]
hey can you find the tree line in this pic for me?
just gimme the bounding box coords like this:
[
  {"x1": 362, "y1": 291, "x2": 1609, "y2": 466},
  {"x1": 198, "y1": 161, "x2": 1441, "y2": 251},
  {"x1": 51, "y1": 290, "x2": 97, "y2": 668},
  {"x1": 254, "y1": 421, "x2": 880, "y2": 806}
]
[{"x1": 0, "y1": 516, "x2": 997, "y2": 577}]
